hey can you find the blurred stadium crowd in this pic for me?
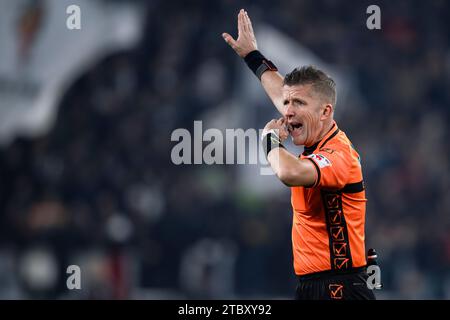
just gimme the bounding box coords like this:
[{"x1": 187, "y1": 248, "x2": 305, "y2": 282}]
[{"x1": 0, "y1": 0, "x2": 449, "y2": 299}]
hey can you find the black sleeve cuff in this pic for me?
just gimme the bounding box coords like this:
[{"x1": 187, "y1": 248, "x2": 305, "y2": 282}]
[{"x1": 304, "y1": 158, "x2": 321, "y2": 188}]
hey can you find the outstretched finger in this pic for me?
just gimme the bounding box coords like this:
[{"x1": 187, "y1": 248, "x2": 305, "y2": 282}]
[
  {"x1": 222, "y1": 33, "x2": 237, "y2": 48},
  {"x1": 244, "y1": 11, "x2": 254, "y2": 35},
  {"x1": 238, "y1": 9, "x2": 245, "y2": 37},
  {"x1": 241, "y1": 9, "x2": 250, "y2": 33}
]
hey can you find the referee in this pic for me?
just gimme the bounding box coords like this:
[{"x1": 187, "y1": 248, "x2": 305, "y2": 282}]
[{"x1": 223, "y1": 9, "x2": 375, "y2": 300}]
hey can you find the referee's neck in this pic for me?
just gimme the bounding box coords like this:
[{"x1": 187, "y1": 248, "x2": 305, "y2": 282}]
[{"x1": 306, "y1": 121, "x2": 335, "y2": 148}]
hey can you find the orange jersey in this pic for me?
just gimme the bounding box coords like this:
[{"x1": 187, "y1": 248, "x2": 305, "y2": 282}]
[{"x1": 291, "y1": 121, "x2": 367, "y2": 276}]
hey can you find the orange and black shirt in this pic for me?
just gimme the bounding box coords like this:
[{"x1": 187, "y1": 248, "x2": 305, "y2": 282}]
[{"x1": 291, "y1": 121, "x2": 367, "y2": 276}]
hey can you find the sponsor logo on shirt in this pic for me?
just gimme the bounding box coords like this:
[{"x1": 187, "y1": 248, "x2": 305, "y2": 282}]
[{"x1": 307, "y1": 153, "x2": 331, "y2": 168}]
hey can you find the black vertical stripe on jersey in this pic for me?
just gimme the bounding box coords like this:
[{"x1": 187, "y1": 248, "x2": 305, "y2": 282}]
[{"x1": 321, "y1": 190, "x2": 353, "y2": 271}]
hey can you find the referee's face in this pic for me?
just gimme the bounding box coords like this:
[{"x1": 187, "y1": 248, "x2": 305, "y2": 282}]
[{"x1": 283, "y1": 84, "x2": 327, "y2": 147}]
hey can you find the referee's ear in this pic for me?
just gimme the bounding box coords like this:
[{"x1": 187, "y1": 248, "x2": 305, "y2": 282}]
[{"x1": 321, "y1": 103, "x2": 333, "y2": 120}]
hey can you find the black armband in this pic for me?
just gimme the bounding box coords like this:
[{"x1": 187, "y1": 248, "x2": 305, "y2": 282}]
[
  {"x1": 262, "y1": 131, "x2": 285, "y2": 157},
  {"x1": 244, "y1": 50, "x2": 278, "y2": 80}
]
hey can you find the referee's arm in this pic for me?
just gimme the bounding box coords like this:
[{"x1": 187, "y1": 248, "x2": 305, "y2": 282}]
[
  {"x1": 269, "y1": 147, "x2": 317, "y2": 187},
  {"x1": 223, "y1": 9, "x2": 285, "y2": 115}
]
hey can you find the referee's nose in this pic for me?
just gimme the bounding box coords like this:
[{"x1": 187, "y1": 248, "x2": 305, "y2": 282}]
[{"x1": 285, "y1": 103, "x2": 295, "y2": 119}]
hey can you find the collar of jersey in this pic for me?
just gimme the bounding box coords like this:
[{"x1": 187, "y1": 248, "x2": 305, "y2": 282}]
[{"x1": 302, "y1": 121, "x2": 339, "y2": 156}]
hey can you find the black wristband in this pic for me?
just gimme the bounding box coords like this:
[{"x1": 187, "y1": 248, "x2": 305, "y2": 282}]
[
  {"x1": 262, "y1": 132, "x2": 285, "y2": 157},
  {"x1": 244, "y1": 50, "x2": 278, "y2": 80}
]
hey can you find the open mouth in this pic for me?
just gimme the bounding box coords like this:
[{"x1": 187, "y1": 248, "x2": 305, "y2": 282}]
[{"x1": 288, "y1": 122, "x2": 303, "y2": 136}]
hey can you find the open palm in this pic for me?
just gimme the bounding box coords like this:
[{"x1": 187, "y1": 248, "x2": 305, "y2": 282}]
[{"x1": 222, "y1": 9, "x2": 258, "y2": 58}]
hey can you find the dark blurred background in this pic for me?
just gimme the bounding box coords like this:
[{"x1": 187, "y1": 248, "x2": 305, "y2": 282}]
[{"x1": 0, "y1": 0, "x2": 449, "y2": 299}]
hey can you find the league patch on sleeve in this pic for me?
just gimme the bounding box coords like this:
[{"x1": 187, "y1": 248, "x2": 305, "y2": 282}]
[{"x1": 307, "y1": 153, "x2": 332, "y2": 168}]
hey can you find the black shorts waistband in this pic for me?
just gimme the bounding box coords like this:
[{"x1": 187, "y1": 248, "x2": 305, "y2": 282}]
[{"x1": 297, "y1": 266, "x2": 367, "y2": 282}]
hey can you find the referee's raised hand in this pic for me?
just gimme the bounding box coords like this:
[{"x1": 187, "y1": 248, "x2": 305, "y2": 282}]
[{"x1": 222, "y1": 9, "x2": 258, "y2": 58}]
